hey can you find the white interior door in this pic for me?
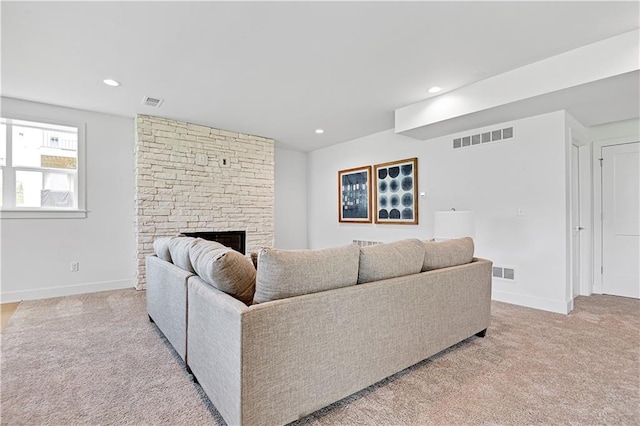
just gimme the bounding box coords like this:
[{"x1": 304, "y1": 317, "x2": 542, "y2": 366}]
[
  {"x1": 571, "y1": 144, "x2": 582, "y2": 299},
  {"x1": 602, "y1": 142, "x2": 640, "y2": 299}
]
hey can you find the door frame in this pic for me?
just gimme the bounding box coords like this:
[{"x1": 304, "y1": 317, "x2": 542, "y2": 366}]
[
  {"x1": 571, "y1": 143, "x2": 581, "y2": 299},
  {"x1": 578, "y1": 143, "x2": 592, "y2": 296},
  {"x1": 592, "y1": 136, "x2": 640, "y2": 294},
  {"x1": 569, "y1": 127, "x2": 591, "y2": 298}
]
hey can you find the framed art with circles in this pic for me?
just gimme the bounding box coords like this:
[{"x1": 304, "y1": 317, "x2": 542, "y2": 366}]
[{"x1": 374, "y1": 157, "x2": 418, "y2": 225}]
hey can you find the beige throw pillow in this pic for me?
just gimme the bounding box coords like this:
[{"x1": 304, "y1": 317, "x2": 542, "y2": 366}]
[
  {"x1": 357, "y1": 239, "x2": 425, "y2": 284},
  {"x1": 253, "y1": 244, "x2": 360, "y2": 304},
  {"x1": 422, "y1": 237, "x2": 474, "y2": 271}
]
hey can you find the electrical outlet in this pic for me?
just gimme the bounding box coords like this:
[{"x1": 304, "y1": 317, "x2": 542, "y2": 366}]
[{"x1": 70, "y1": 262, "x2": 79, "y2": 272}]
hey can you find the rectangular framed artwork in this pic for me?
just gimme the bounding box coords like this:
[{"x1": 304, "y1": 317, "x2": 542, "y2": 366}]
[
  {"x1": 338, "y1": 165, "x2": 372, "y2": 223},
  {"x1": 374, "y1": 157, "x2": 418, "y2": 224}
]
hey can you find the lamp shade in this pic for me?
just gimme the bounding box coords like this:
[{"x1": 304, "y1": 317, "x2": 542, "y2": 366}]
[{"x1": 434, "y1": 210, "x2": 475, "y2": 240}]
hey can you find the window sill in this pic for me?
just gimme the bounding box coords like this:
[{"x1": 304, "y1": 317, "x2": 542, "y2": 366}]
[{"x1": 0, "y1": 209, "x2": 88, "y2": 219}]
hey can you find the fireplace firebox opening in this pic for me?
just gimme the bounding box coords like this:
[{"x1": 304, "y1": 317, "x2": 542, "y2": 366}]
[{"x1": 182, "y1": 230, "x2": 246, "y2": 254}]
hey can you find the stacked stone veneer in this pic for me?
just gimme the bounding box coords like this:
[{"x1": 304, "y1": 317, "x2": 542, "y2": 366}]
[{"x1": 134, "y1": 115, "x2": 275, "y2": 289}]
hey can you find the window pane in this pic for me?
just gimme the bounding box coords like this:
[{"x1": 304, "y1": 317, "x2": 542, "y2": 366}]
[
  {"x1": 16, "y1": 170, "x2": 42, "y2": 207},
  {"x1": 16, "y1": 170, "x2": 75, "y2": 208},
  {"x1": 0, "y1": 123, "x2": 6, "y2": 167},
  {"x1": 12, "y1": 121, "x2": 77, "y2": 169},
  {"x1": 44, "y1": 172, "x2": 71, "y2": 191},
  {"x1": 13, "y1": 125, "x2": 43, "y2": 168}
]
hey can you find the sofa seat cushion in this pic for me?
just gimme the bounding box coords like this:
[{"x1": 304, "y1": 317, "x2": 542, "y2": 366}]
[
  {"x1": 357, "y1": 238, "x2": 425, "y2": 284},
  {"x1": 254, "y1": 244, "x2": 360, "y2": 304},
  {"x1": 190, "y1": 244, "x2": 256, "y2": 305},
  {"x1": 422, "y1": 237, "x2": 475, "y2": 271}
]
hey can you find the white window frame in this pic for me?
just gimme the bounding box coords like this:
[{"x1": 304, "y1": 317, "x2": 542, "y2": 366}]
[{"x1": 0, "y1": 114, "x2": 87, "y2": 219}]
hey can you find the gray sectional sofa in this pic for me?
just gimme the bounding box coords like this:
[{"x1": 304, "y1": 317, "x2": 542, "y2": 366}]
[{"x1": 147, "y1": 236, "x2": 492, "y2": 426}]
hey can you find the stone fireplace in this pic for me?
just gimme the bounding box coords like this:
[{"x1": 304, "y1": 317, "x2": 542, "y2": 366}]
[{"x1": 134, "y1": 115, "x2": 274, "y2": 289}]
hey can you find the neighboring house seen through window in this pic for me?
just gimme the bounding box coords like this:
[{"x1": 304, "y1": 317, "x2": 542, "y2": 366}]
[{"x1": 0, "y1": 117, "x2": 86, "y2": 218}]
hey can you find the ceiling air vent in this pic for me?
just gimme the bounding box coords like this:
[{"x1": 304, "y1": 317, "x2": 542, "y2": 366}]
[
  {"x1": 453, "y1": 126, "x2": 515, "y2": 150},
  {"x1": 142, "y1": 96, "x2": 163, "y2": 108}
]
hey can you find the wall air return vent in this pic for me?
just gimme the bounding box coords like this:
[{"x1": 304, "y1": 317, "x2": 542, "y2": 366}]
[
  {"x1": 352, "y1": 240, "x2": 382, "y2": 247},
  {"x1": 453, "y1": 126, "x2": 514, "y2": 150},
  {"x1": 503, "y1": 267, "x2": 515, "y2": 280},
  {"x1": 142, "y1": 96, "x2": 164, "y2": 108},
  {"x1": 492, "y1": 265, "x2": 516, "y2": 281}
]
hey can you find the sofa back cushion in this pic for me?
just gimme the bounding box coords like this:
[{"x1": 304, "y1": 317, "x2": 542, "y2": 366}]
[
  {"x1": 422, "y1": 237, "x2": 474, "y2": 271},
  {"x1": 168, "y1": 236, "x2": 198, "y2": 272},
  {"x1": 190, "y1": 244, "x2": 256, "y2": 305},
  {"x1": 189, "y1": 238, "x2": 226, "y2": 262},
  {"x1": 153, "y1": 237, "x2": 175, "y2": 262},
  {"x1": 254, "y1": 244, "x2": 360, "y2": 304},
  {"x1": 357, "y1": 238, "x2": 425, "y2": 284}
]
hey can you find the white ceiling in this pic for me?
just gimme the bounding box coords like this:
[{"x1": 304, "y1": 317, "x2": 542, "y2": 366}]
[{"x1": 2, "y1": 1, "x2": 639, "y2": 151}]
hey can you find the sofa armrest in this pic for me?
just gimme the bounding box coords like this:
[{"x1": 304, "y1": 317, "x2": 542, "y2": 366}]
[
  {"x1": 146, "y1": 255, "x2": 194, "y2": 361},
  {"x1": 186, "y1": 276, "x2": 249, "y2": 426}
]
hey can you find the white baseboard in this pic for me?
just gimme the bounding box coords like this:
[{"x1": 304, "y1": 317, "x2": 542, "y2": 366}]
[
  {"x1": 492, "y1": 290, "x2": 573, "y2": 314},
  {"x1": 0, "y1": 279, "x2": 136, "y2": 303}
]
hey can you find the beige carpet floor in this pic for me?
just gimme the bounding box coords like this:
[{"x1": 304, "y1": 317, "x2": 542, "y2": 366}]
[{"x1": 1, "y1": 289, "x2": 638, "y2": 425}]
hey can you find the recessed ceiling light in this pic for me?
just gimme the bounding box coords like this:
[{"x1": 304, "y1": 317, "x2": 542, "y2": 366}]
[
  {"x1": 315, "y1": 129, "x2": 324, "y2": 134},
  {"x1": 103, "y1": 79, "x2": 120, "y2": 87},
  {"x1": 428, "y1": 86, "x2": 442, "y2": 94}
]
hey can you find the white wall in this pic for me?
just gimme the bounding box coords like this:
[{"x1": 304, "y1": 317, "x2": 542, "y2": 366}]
[
  {"x1": 274, "y1": 147, "x2": 308, "y2": 249},
  {"x1": 308, "y1": 130, "x2": 429, "y2": 247},
  {"x1": 308, "y1": 111, "x2": 573, "y2": 313},
  {"x1": 1, "y1": 98, "x2": 136, "y2": 302}
]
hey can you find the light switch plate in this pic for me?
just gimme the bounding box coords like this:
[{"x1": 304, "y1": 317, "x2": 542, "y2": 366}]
[{"x1": 195, "y1": 153, "x2": 208, "y2": 166}]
